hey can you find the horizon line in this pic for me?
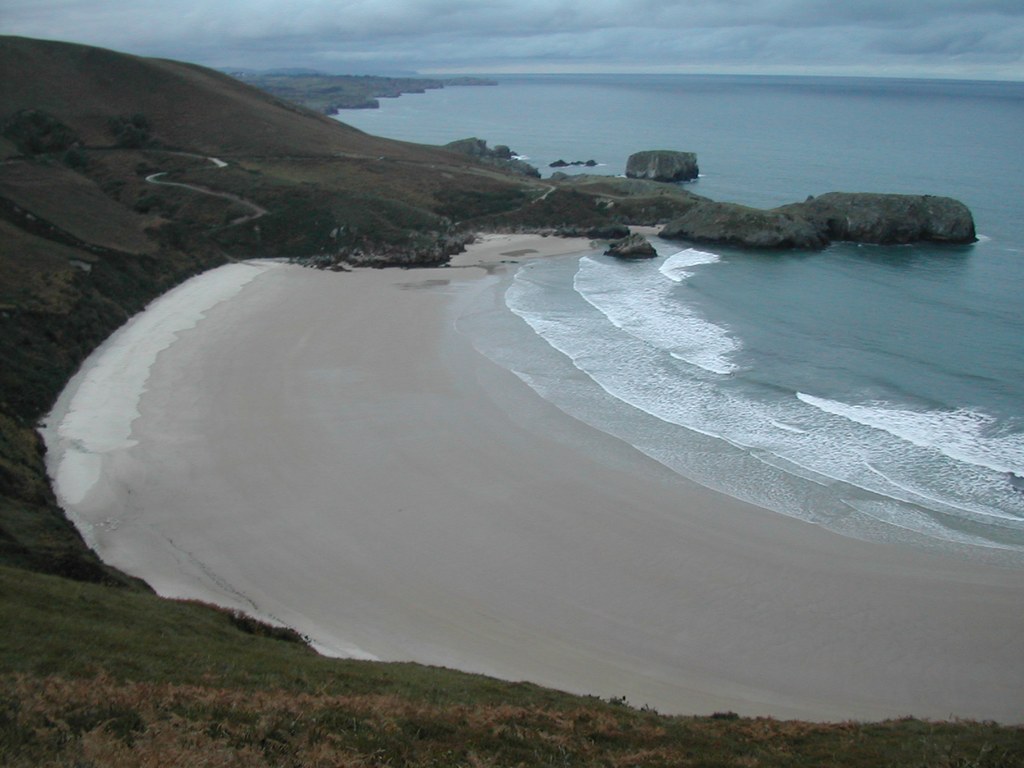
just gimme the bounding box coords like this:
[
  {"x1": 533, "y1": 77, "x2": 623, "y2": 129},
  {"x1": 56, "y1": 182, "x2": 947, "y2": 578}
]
[{"x1": 414, "y1": 68, "x2": 1024, "y2": 84}]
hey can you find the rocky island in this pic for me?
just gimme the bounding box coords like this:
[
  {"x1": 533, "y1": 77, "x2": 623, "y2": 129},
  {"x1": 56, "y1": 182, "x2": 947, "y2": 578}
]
[
  {"x1": 549, "y1": 158, "x2": 598, "y2": 168},
  {"x1": 626, "y1": 149, "x2": 700, "y2": 182}
]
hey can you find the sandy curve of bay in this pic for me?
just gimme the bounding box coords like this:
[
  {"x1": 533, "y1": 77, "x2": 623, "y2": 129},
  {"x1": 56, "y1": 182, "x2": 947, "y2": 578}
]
[{"x1": 44, "y1": 252, "x2": 1024, "y2": 723}]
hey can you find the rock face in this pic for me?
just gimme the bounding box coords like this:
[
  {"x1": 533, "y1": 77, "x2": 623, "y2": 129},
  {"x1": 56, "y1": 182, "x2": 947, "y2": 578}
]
[
  {"x1": 585, "y1": 224, "x2": 632, "y2": 240},
  {"x1": 605, "y1": 233, "x2": 658, "y2": 259},
  {"x1": 660, "y1": 193, "x2": 977, "y2": 250},
  {"x1": 778, "y1": 192, "x2": 976, "y2": 244},
  {"x1": 660, "y1": 202, "x2": 828, "y2": 249},
  {"x1": 444, "y1": 137, "x2": 540, "y2": 178},
  {"x1": 626, "y1": 150, "x2": 699, "y2": 182}
]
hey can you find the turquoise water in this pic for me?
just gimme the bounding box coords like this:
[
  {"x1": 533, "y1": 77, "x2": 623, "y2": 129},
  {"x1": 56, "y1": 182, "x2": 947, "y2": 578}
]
[{"x1": 340, "y1": 75, "x2": 1024, "y2": 561}]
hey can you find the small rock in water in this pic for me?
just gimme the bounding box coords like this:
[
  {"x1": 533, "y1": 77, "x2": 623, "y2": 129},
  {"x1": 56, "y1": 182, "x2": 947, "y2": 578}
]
[{"x1": 605, "y1": 233, "x2": 657, "y2": 259}]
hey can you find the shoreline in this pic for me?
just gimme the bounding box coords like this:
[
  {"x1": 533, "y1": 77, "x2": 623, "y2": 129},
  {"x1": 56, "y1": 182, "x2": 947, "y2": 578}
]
[{"x1": 45, "y1": 235, "x2": 1024, "y2": 722}]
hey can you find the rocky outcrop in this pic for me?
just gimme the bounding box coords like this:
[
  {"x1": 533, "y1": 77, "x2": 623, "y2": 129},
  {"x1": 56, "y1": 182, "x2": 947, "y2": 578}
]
[
  {"x1": 550, "y1": 159, "x2": 598, "y2": 168},
  {"x1": 777, "y1": 192, "x2": 976, "y2": 244},
  {"x1": 660, "y1": 193, "x2": 977, "y2": 250},
  {"x1": 315, "y1": 230, "x2": 476, "y2": 269},
  {"x1": 626, "y1": 150, "x2": 699, "y2": 182},
  {"x1": 605, "y1": 233, "x2": 657, "y2": 259},
  {"x1": 660, "y1": 202, "x2": 828, "y2": 249},
  {"x1": 585, "y1": 223, "x2": 632, "y2": 240},
  {"x1": 444, "y1": 137, "x2": 540, "y2": 178}
]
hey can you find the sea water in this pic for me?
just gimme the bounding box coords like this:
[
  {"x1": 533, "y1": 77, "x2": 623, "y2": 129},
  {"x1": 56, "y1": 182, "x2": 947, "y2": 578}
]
[{"x1": 339, "y1": 75, "x2": 1024, "y2": 561}]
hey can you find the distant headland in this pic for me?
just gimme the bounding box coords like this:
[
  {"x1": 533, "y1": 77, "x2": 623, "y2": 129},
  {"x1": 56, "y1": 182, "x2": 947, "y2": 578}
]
[{"x1": 229, "y1": 71, "x2": 497, "y2": 113}]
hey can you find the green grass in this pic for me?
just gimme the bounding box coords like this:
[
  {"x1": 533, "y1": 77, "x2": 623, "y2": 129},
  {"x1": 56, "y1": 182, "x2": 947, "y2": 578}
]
[
  {"x1": 0, "y1": 565, "x2": 576, "y2": 706},
  {"x1": 3, "y1": 565, "x2": 1023, "y2": 767}
]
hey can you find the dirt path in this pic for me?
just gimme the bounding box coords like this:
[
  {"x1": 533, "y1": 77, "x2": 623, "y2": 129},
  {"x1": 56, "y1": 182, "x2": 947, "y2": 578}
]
[{"x1": 145, "y1": 156, "x2": 267, "y2": 226}]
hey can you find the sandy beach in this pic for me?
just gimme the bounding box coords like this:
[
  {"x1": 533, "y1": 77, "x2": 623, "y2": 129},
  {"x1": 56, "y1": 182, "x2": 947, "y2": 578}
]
[{"x1": 45, "y1": 235, "x2": 1024, "y2": 723}]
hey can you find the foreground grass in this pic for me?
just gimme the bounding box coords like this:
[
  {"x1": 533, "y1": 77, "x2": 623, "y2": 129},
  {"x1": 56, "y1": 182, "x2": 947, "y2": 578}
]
[
  {"x1": 3, "y1": 566, "x2": 1022, "y2": 767},
  {"x1": 7, "y1": 674, "x2": 1022, "y2": 768}
]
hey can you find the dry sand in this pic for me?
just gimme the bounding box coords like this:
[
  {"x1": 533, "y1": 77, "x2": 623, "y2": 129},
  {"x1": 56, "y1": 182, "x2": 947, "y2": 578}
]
[{"x1": 46, "y1": 235, "x2": 1024, "y2": 722}]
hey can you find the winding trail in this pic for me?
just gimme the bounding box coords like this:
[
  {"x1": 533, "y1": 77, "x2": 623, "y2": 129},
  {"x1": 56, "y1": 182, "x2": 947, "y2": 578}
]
[
  {"x1": 144, "y1": 156, "x2": 267, "y2": 226},
  {"x1": 534, "y1": 184, "x2": 556, "y2": 202}
]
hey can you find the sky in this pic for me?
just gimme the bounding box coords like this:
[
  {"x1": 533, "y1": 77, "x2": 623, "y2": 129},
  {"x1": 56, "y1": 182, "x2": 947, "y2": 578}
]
[{"x1": 2, "y1": 0, "x2": 1023, "y2": 80}]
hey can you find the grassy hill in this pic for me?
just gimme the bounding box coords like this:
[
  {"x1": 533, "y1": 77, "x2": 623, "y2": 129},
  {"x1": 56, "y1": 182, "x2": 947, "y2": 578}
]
[{"x1": 1, "y1": 36, "x2": 1020, "y2": 765}]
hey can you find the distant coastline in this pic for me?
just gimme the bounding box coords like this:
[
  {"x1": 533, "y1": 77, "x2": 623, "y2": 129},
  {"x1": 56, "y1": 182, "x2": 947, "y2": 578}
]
[{"x1": 231, "y1": 71, "x2": 498, "y2": 113}]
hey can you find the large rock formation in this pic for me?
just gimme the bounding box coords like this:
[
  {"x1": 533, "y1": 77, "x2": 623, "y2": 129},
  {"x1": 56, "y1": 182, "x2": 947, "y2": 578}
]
[
  {"x1": 605, "y1": 232, "x2": 658, "y2": 259},
  {"x1": 660, "y1": 193, "x2": 977, "y2": 250},
  {"x1": 778, "y1": 192, "x2": 976, "y2": 244},
  {"x1": 626, "y1": 150, "x2": 699, "y2": 182},
  {"x1": 660, "y1": 202, "x2": 828, "y2": 249}
]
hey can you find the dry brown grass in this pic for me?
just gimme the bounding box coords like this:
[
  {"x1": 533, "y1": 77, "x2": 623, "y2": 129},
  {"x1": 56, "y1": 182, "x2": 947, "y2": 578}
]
[{"x1": 4, "y1": 674, "x2": 1023, "y2": 768}]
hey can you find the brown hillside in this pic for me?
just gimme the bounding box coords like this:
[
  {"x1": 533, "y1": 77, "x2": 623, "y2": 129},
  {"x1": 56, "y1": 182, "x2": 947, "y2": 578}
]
[
  {"x1": 0, "y1": 161, "x2": 156, "y2": 254},
  {"x1": 0, "y1": 35, "x2": 544, "y2": 188},
  {"x1": 0, "y1": 35, "x2": 447, "y2": 160}
]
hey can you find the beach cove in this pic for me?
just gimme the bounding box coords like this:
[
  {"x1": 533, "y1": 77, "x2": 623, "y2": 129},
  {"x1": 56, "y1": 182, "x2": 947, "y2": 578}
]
[{"x1": 44, "y1": 235, "x2": 1024, "y2": 723}]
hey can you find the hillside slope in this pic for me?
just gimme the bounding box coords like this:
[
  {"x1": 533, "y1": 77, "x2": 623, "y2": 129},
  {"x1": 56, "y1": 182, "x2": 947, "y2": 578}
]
[{"x1": 2, "y1": 36, "x2": 416, "y2": 157}]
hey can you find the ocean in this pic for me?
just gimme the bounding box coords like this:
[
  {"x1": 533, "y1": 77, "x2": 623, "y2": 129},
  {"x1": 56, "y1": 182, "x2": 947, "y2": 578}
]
[{"x1": 339, "y1": 75, "x2": 1024, "y2": 562}]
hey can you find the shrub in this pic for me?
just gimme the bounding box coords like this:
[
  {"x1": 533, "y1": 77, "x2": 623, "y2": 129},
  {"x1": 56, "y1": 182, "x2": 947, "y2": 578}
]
[
  {"x1": 1, "y1": 110, "x2": 79, "y2": 155},
  {"x1": 107, "y1": 113, "x2": 152, "y2": 148}
]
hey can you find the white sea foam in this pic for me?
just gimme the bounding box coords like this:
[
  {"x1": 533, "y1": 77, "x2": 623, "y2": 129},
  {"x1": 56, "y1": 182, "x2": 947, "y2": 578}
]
[
  {"x1": 844, "y1": 498, "x2": 1018, "y2": 550},
  {"x1": 574, "y1": 254, "x2": 738, "y2": 375},
  {"x1": 769, "y1": 419, "x2": 808, "y2": 434},
  {"x1": 46, "y1": 262, "x2": 278, "y2": 508},
  {"x1": 658, "y1": 248, "x2": 720, "y2": 282},
  {"x1": 796, "y1": 393, "x2": 1024, "y2": 475}
]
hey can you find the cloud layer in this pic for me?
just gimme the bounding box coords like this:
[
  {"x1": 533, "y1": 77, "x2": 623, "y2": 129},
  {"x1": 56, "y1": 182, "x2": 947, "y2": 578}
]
[{"x1": 2, "y1": 0, "x2": 1022, "y2": 78}]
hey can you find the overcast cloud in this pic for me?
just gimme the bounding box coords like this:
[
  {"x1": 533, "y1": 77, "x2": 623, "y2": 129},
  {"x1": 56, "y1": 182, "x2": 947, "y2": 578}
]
[{"x1": 2, "y1": 0, "x2": 1022, "y2": 79}]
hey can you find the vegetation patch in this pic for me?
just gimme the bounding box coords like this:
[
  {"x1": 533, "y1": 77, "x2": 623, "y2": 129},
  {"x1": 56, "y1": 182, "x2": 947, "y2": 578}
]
[
  {"x1": 107, "y1": 113, "x2": 153, "y2": 148},
  {"x1": 1, "y1": 110, "x2": 79, "y2": 155},
  {"x1": 3, "y1": 674, "x2": 1023, "y2": 768},
  {"x1": 3, "y1": 565, "x2": 1023, "y2": 767}
]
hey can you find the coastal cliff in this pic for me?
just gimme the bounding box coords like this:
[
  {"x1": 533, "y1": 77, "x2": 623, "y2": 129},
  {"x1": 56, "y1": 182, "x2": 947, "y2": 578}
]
[{"x1": 661, "y1": 192, "x2": 976, "y2": 249}]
